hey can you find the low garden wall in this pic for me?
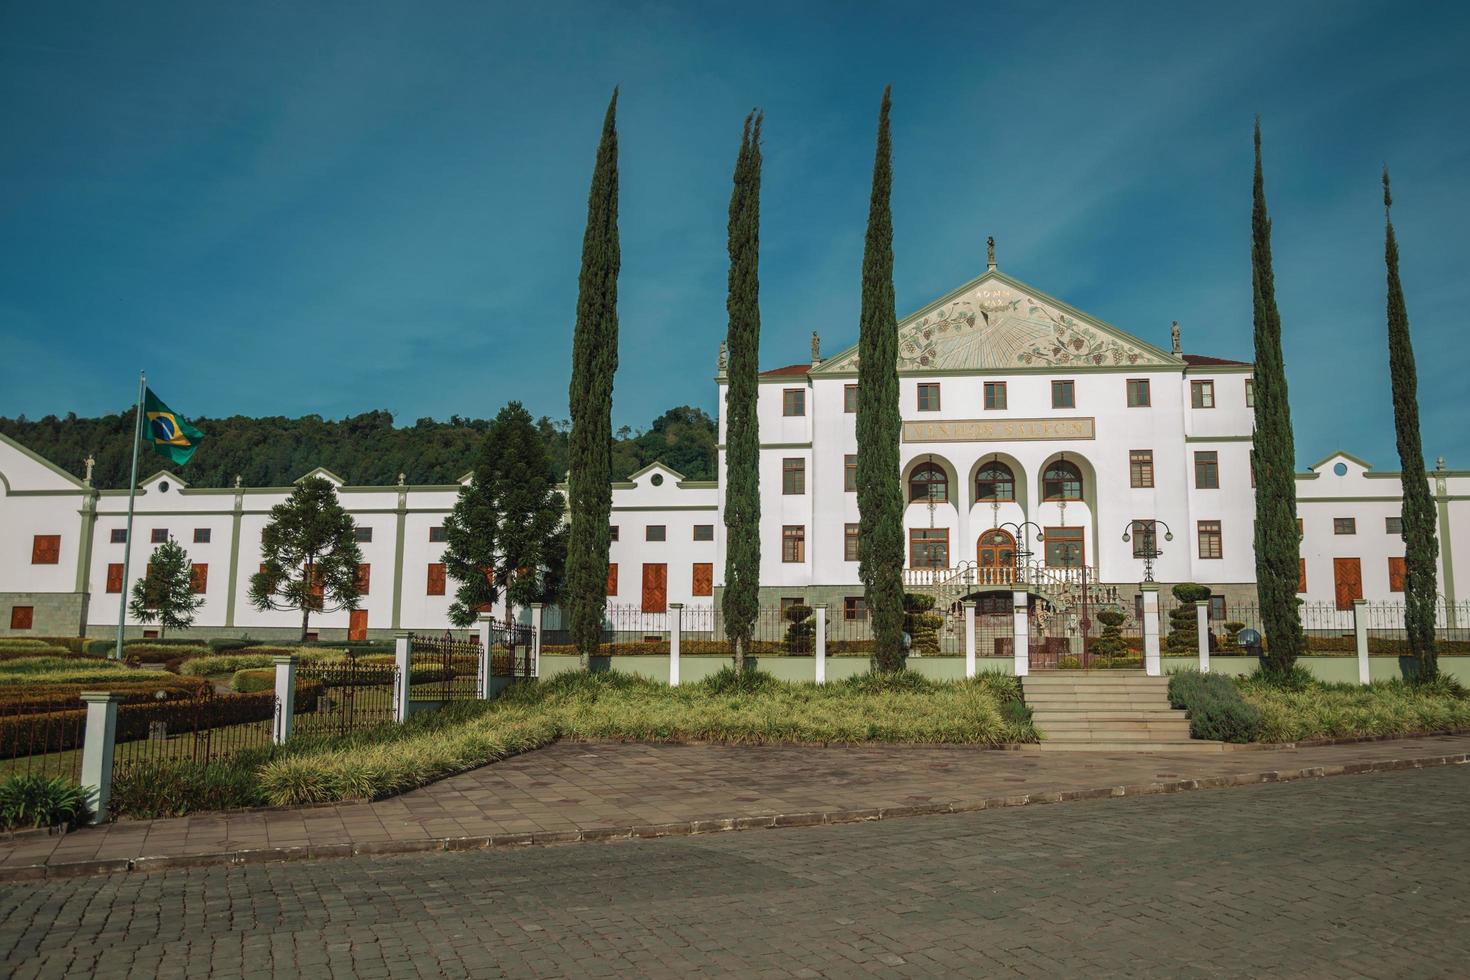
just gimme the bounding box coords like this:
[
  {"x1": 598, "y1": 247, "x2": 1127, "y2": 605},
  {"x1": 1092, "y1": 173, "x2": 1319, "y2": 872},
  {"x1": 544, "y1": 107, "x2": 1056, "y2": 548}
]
[{"x1": 1163, "y1": 656, "x2": 1470, "y2": 685}]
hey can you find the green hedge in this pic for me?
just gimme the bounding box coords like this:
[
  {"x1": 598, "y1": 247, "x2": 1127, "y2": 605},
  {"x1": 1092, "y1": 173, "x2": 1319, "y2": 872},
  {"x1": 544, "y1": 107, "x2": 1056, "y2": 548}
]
[
  {"x1": 123, "y1": 644, "x2": 211, "y2": 665},
  {"x1": 178, "y1": 648, "x2": 348, "y2": 676},
  {"x1": 1167, "y1": 670, "x2": 1263, "y2": 742},
  {"x1": 0, "y1": 676, "x2": 209, "y2": 713},
  {"x1": 0, "y1": 657, "x2": 168, "y2": 687}
]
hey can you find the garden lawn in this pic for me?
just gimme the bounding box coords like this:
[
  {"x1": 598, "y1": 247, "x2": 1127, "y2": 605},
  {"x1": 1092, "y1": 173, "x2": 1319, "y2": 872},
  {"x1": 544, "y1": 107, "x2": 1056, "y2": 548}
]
[
  {"x1": 253, "y1": 669, "x2": 1035, "y2": 807},
  {"x1": 1238, "y1": 675, "x2": 1470, "y2": 742}
]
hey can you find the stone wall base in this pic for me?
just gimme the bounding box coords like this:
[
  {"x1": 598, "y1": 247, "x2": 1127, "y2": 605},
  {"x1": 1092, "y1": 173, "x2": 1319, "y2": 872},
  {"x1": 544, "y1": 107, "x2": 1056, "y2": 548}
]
[{"x1": 1, "y1": 592, "x2": 87, "y2": 637}]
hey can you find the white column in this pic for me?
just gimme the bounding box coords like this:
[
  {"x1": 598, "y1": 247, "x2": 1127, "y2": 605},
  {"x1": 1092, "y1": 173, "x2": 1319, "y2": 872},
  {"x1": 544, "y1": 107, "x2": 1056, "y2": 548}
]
[
  {"x1": 1195, "y1": 600, "x2": 1211, "y2": 675},
  {"x1": 477, "y1": 613, "x2": 493, "y2": 699},
  {"x1": 1012, "y1": 590, "x2": 1029, "y2": 677},
  {"x1": 393, "y1": 632, "x2": 411, "y2": 722},
  {"x1": 1353, "y1": 598, "x2": 1370, "y2": 685},
  {"x1": 963, "y1": 600, "x2": 977, "y2": 679},
  {"x1": 79, "y1": 692, "x2": 122, "y2": 825},
  {"x1": 272, "y1": 655, "x2": 297, "y2": 744},
  {"x1": 814, "y1": 604, "x2": 827, "y2": 685},
  {"x1": 530, "y1": 602, "x2": 544, "y2": 678},
  {"x1": 1141, "y1": 584, "x2": 1161, "y2": 677},
  {"x1": 669, "y1": 602, "x2": 683, "y2": 687}
]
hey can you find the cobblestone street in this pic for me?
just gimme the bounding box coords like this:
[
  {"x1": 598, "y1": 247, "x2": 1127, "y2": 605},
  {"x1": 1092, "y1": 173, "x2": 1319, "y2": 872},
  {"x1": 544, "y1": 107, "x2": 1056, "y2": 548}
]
[{"x1": 3, "y1": 765, "x2": 1468, "y2": 977}]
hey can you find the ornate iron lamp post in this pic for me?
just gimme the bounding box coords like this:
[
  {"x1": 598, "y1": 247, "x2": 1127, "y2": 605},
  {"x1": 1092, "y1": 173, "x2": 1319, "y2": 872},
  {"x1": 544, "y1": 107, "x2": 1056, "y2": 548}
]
[
  {"x1": 997, "y1": 520, "x2": 1042, "y2": 578},
  {"x1": 1121, "y1": 519, "x2": 1173, "y2": 583}
]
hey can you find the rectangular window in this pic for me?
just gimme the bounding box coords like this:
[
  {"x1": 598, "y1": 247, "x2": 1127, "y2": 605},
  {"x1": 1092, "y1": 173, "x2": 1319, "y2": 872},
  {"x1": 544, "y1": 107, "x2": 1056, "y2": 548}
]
[
  {"x1": 106, "y1": 563, "x2": 124, "y2": 594},
  {"x1": 1198, "y1": 520, "x2": 1223, "y2": 559},
  {"x1": 9, "y1": 606, "x2": 33, "y2": 630},
  {"x1": 908, "y1": 528, "x2": 949, "y2": 569},
  {"x1": 693, "y1": 524, "x2": 714, "y2": 541},
  {"x1": 150, "y1": 528, "x2": 168, "y2": 544},
  {"x1": 692, "y1": 562, "x2": 713, "y2": 597},
  {"x1": 844, "y1": 454, "x2": 857, "y2": 492},
  {"x1": 646, "y1": 525, "x2": 666, "y2": 542},
  {"x1": 1191, "y1": 380, "x2": 1216, "y2": 408},
  {"x1": 1126, "y1": 378, "x2": 1151, "y2": 407},
  {"x1": 782, "y1": 457, "x2": 806, "y2": 495},
  {"x1": 1044, "y1": 527, "x2": 1084, "y2": 568},
  {"x1": 354, "y1": 563, "x2": 370, "y2": 595},
  {"x1": 110, "y1": 528, "x2": 127, "y2": 544},
  {"x1": 190, "y1": 564, "x2": 209, "y2": 594},
  {"x1": 1209, "y1": 595, "x2": 1227, "y2": 620},
  {"x1": 783, "y1": 388, "x2": 806, "y2": 417},
  {"x1": 427, "y1": 563, "x2": 446, "y2": 596},
  {"x1": 983, "y1": 382, "x2": 1007, "y2": 410},
  {"x1": 916, "y1": 383, "x2": 941, "y2": 412},
  {"x1": 1388, "y1": 556, "x2": 1406, "y2": 592},
  {"x1": 782, "y1": 526, "x2": 806, "y2": 563},
  {"x1": 610, "y1": 525, "x2": 619, "y2": 541},
  {"x1": 844, "y1": 596, "x2": 868, "y2": 621},
  {"x1": 1129, "y1": 520, "x2": 1158, "y2": 558},
  {"x1": 1194, "y1": 451, "x2": 1219, "y2": 489},
  {"x1": 1297, "y1": 517, "x2": 1304, "y2": 538},
  {"x1": 429, "y1": 525, "x2": 447, "y2": 543},
  {"x1": 1129, "y1": 450, "x2": 1154, "y2": 489},
  {"x1": 1245, "y1": 378, "x2": 1255, "y2": 407},
  {"x1": 780, "y1": 597, "x2": 806, "y2": 612},
  {"x1": 1298, "y1": 558, "x2": 1308, "y2": 594},
  {"x1": 1134, "y1": 593, "x2": 1145, "y2": 621},
  {"x1": 844, "y1": 384, "x2": 858, "y2": 413},
  {"x1": 1385, "y1": 516, "x2": 1403, "y2": 535},
  {"x1": 193, "y1": 528, "x2": 211, "y2": 544},
  {"x1": 1051, "y1": 380, "x2": 1075, "y2": 409},
  {"x1": 606, "y1": 563, "x2": 619, "y2": 596},
  {"x1": 353, "y1": 527, "x2": 372, "y2": 543},
  {"x1": 30, "y1": 535, "x2": 60, "y2": 565},
  {"x1": 1334, "y1": 518, "x2": 1356, "y2": 535},
  {"x1": 844, "y1": 523, "x2": 860, "y2": 562}
]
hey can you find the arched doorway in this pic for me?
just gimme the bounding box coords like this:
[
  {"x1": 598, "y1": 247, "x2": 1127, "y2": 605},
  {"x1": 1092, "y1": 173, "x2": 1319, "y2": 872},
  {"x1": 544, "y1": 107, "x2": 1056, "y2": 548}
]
[{"x1": 976, "y1": 528, "x2": 1016, "y2": 586}]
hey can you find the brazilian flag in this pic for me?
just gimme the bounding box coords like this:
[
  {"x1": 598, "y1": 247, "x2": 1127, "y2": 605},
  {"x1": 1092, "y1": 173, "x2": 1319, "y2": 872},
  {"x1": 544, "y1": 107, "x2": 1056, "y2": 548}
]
[{"x1": 144, "y1": 388, "x2": 204, "y2": 466}]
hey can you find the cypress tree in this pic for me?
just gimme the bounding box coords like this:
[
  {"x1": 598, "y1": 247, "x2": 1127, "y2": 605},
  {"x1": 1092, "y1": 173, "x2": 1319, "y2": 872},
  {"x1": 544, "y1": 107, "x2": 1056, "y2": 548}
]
[
  {"x1": 564, "y1": 90, "x2": 621, "y2": 661},
  {"x1": 1249, "y1": 118, "x2": 1305, "y2": 678},
  {"x1": 722, "y1": 112, "x2": 763, "y2": 671},
  {"x1": 1382, "y1": 168, "x2": 1439, "y2": 681},
  {"x1": 855, "y1": 86, "x2": 907, "y2": 673}
]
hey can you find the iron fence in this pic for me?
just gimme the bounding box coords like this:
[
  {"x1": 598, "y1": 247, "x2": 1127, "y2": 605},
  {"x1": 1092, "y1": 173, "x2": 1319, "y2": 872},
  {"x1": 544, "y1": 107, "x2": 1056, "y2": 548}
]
[
  {"x1": 111, "y1": 687, "x2": 277, "y2": 775},
  {"x1": 409, "y1": 632, "x2": 482, "y2": 701},
  {"x1": 487, "y1": 620, "x2": 536, "y2": 677},
  {"x1": 0, "y1": 701, "x2": 86, "y2": 780},
  {"x1": 294, "y1": 656, "x2": 399, "y2": 738}
]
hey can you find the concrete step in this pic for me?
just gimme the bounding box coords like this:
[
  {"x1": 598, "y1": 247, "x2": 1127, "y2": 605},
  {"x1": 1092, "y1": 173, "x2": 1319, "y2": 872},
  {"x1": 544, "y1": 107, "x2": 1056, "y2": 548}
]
[
  {"x1": 1024, "y1": 696, "x2": 1175, "y2": 708},
  {"x1": 1024, "y1": 680, "x2": 1168, "y2": 690},
  {"x1": 1038, "y1": 719, "x2": 1192, "y2": 733},
  {"x1": 1043, "y1": 728, "x2": 1193, "y2": 741},
  {"x1": 1031, "y1": 741, "x2": 1232, "y2": 753},
  {"x1": 1031, "y1": 709, "x2": 1184, "y2": 721}
]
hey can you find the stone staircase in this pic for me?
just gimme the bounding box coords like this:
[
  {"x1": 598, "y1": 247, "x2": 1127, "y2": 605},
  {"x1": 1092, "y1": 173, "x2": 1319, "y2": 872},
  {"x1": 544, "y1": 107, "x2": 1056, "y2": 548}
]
[{"x1": 1023, "y1": 671, "x2": 1229, "y2": 753}]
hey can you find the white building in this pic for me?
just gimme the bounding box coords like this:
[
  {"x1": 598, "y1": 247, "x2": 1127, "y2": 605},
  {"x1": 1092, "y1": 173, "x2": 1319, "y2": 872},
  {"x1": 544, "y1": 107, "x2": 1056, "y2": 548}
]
[{"x1": 1, "y1": 261, "x2": 1464, "y2": 639}]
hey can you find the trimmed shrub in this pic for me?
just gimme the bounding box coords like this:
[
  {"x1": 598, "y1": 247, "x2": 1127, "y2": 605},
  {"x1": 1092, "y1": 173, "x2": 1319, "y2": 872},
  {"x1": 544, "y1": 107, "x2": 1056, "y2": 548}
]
[
  {"x1": 178, "y1": 648, "x2": 347, "y2": 676},
  {"x1": 0, "y1": 774, "x2": 91, "y2": 830},
  {"x1": 0, "y1": 646, "x2": 76, "y2": 662},
  {"x1": 784, "y1": 604, "x2": 815, "y2": 654},
  {"x1": 1166, "y1": 583, "x2": 1211, "y2": 652},
  {"x1": 1091, "y1": 609, "x2": 1129, "y2": 658},
  {"x1": 0, "y1": 657, "x2": 165, "y2": 687},
  {"x1": 0, "y1": 676, "x2": 208, "y2": 712},
  {"x1": 110, "y1": 756, "x2": 269, "y2": 818},
  {"x1": 1167, "y1": 670, "x2": 1263, "y2": 742},
  {"x1": 903, "y1": 593, "x2": 943, "y2": 655},
  {"x1": 124, "y1": 644, "x2": 210, "y2": 665},
  {"x1": 208, "y1": 638, "x2": 265, "y2": 652}
]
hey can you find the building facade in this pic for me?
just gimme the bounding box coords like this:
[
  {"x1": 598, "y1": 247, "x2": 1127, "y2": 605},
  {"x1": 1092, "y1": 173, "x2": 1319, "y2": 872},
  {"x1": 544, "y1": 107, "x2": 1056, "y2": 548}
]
[{"x1": 1, "y1": 263, "x2": 1464, "y2": 639}]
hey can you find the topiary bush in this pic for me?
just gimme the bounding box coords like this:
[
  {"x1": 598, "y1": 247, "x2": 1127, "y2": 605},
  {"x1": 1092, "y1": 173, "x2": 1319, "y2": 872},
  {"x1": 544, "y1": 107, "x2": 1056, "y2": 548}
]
[
  {"x1": 902, "y1": 593, "x2": 943, "y2": 654},
  {"x1": 783, "y1": 604, "x2": 815, "y2": 654},
  {"x1": 1091, "y1": 609, "x2": 1129, "y2": 658},
  {"x1": 1167, "y1": 670, "x2": 1263, "y2": 742},
  {"x1": 1166, "y1": 583, "x2": 1213, "y2": 652}
]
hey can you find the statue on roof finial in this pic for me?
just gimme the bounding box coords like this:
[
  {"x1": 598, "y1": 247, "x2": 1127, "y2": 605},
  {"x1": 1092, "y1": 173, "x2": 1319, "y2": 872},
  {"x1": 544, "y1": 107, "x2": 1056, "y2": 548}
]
[
  {"x1": 986, "y1": 235, "x2": 996, "y2": 270},
  {"x1": 1170, "y1": 320, "x2": 1181, "y2": 355},
  {"x1": 811, "y1": 331, "x2": 821, "y2": 364},
  {"x1": 83, "y1": 454, "x2": 95, "y2": 487},
  {"x1": 233, "y1": 474, "x2": 242, "y2": 490},
  {"x1": 398, "y1": 472, "x2": 407, "y2": 487},
  {"x1": 717, "y1": 340, "x2": 727, "y2": 373}
]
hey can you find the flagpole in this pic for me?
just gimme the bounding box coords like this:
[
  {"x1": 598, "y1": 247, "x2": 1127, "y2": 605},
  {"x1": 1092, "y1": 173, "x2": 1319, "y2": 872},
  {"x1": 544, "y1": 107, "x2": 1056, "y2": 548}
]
[{"x1": 114, "y1": 371, "x2": 145, "y2": 661}]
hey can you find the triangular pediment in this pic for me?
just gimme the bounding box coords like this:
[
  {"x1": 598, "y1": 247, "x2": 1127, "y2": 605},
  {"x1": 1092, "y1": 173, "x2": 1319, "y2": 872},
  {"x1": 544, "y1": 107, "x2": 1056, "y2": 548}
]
[{"x1": 814, "y1": 269, "x2": 1181, "y2": 374}]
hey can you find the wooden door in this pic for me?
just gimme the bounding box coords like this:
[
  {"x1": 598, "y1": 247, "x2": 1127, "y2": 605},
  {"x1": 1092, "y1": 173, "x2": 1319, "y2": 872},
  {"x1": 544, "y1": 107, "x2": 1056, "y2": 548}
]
[
  {"x1": 348, "y1": 609, "x2": 368, "y2": 641},
  {"x1": 641, "y1": 563, "x2": 668, "y2": 614},
  {"x1": 1333, "y1": 558, "x2": 1363, "y2": 611},
  {"x1": 977, "y1": 529, "x2": 1016, "y2": 585}
]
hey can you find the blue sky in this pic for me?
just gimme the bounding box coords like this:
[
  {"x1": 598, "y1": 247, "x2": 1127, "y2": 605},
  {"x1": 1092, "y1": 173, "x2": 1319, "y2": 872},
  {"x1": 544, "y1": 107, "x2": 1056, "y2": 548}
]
[{"x1": 2, "y1": 0, "x2": 1467, "y2": 469}]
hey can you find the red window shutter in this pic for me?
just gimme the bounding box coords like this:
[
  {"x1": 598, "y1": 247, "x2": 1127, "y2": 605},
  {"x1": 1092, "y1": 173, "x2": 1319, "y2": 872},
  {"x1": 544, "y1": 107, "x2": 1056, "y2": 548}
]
[
  {"x1": 9, "y1": 606, "x2": 33, "y2": 630},
  {"x1": 355, "y1": 563, "x2": 371, "y2": 595},
  {"x1": 1387, "y1": 557, "x2": 1406, "y2": 593},
  {"x1": 31, "y1": 535, "x2": 60, "y2": 565},
  {"x1": 692, "y1": 563, "x2": 713, "y2": 597},
  {"x1": 106, "y1": 563, "x2": 124, "y2": 594},
  {"x1": 607, "y1": 563, "x2": 619, "y2": 596},
  {"x1": 427, "y1": 563, "x2": 446, "y2": 596},
  {"x1": 1297, "y1": 558, "x2": 1307, "y2": 594},
  {"x1": 641, "y1": 564, "x2": 667, "y2": 614},
  {"x1": 191, "y1": 564, "x2": 208, "y2": 594}
]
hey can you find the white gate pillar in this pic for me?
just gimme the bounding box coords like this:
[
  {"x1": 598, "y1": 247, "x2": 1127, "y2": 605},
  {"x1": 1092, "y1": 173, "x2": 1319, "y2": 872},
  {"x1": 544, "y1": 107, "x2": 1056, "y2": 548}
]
[
  {"x1": 530, "y1": 602, "x2": 544, "y2": 678},
  {"x1": 1011, "y1": 590, "x2": 1029, "y2": 677},
  {"x1": 814, "y1": 604, "x2": 828, "y2": 684},
  {"x1": 1141, "y1": 584, "x2": 1161, "y2": 676},
  {"x1": 669, "y1": 602, "x2": 683, "y2": 687},
  {"x1": 477, "y1": 613, "x2": 493, "y2": 699},
  {"x1": 79, "y1": 692, "x2": 122, "y2": 824},
  {"x1": 1195, "y1": 600, "x2": 1211, "y2": 674},
  {"x1": 1353, "y1": 598, "x2": 1370, "y2": 685},
  {"x1": 272, "y1": 655, "x2": 297, "y2": 744},
  {"x1": 963, "y1": 600, "x2": 977, "y2": 679},
  {"x1": 393, "y1": 632, "x2": 412, "y2": 722}
]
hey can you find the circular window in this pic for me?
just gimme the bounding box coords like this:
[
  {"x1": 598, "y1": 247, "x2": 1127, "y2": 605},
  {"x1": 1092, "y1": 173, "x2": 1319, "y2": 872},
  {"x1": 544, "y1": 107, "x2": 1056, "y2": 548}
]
[
  {"x1": 1332, "y1": 462, "x2": 1348, "y2": 477},
  {"x1": 158, "y1": 480, "x2": 170, "y2": 492},
  {"x1": 650, "y1": 474, "x2": 664, "y2": 486}
]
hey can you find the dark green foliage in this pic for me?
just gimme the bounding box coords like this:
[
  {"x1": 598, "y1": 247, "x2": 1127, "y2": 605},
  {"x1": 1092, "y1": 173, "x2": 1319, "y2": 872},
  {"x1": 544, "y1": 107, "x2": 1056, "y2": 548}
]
[
  {"x1": 0, "y1": 775, "x2": 91, "y2": 830},
  {"x1": 1249, "y1": 120, "x2": 1305, "y2": 678},
  {"x1": 1167, "y1": 670, "x2": 1264, "y2": 742},
  {"x1": 902, "y1": 593, "x2": 942, "y2": 655},
  {"x1": 1167, "y1": 582, "x2": 1212, "y2": 653},
  {"x1": 109, "y1": 756, "x2": 269, "y2": 819},
  {"x1": 1, "y1": 407, "x2": 717, "y2": 489},
  {"x1": 855, "y1": 86, "x2": 906, "y2": 674},
  {"x1": 723, "y1": 111, "x2": 764, "y2": 670},
  {"x1": 1382, "y1": 170, "x2": 1439, "y2": 682},
  {"x1": 1092, "y1": 609, "x2": 1128, "y2": 658},
  {"x1": 564, "y1": 89, "x2": 621, "y2": 659},
  {"x1": 783, "y1": 604, "x2": 815, "y2": 653},
  {"x1": 247, "y1": 477, "x2": 363, "y2": 640},
  {"x1": 702, "y1": 665, "x2": 779, "y2": 695},
  {"x1": 442, "y1": 402, "x2": 567, "y2": 627},
  {"x1": 128, "y1": 538, "x2": 205, "y2": 637}
]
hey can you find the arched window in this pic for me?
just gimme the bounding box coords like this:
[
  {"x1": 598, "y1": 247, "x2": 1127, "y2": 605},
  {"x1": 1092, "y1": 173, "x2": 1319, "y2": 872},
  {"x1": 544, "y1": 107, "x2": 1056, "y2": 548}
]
[
  {"x1": 975, "y1": 461, "x2": 1015, "y2": 502},
  {"x1": 1042, "y1": 460, "x2": 1083, "y2": 501},
  {"x1": 908, "y1": 462, "x2": 948, "y2": 503}
]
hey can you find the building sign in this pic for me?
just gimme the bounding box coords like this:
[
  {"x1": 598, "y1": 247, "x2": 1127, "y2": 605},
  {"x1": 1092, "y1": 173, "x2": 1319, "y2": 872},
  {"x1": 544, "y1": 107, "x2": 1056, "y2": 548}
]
[{"x1": 902, "y1": 417, "x2": 1096, "y2": 443}]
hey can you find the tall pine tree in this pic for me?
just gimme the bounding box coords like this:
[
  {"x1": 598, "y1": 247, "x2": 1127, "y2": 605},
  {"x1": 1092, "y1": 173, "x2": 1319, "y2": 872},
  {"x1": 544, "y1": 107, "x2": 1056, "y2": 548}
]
[
  {"x1": 1382, "y1": 168, "x2": 1439, "y2": 681},
  {"x1": 564, "y1": 90, "x2": 621, "y2": 661},
  {"x1": 855, "y1": 86, "x2": 906, "y2": 674},
  {"x1": 722, "y1": 112, "x2": 762, "y2": 671},
  {"x1": 1249, "y1": 118, "x2": 1305, "y2": 678}
]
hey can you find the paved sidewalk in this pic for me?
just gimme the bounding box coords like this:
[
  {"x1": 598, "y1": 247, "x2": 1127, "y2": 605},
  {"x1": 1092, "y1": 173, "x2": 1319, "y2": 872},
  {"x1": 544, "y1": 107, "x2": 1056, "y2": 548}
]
[{"x1": 3, "y1": 733, "x2": 1468, "y2": 879}]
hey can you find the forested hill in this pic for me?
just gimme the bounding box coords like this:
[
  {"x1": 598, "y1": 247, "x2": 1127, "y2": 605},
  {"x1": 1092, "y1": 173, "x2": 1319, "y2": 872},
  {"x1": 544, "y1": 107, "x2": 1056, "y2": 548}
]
[{"x1": 0, "y1": 405, "x2": 718, "y2": 489}]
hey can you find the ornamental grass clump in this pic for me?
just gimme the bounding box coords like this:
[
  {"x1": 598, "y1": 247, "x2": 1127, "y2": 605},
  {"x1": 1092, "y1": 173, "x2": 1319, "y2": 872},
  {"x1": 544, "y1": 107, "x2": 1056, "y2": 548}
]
[{"x1": 1237, "y1": 674, "x2": 1470, "y2": 742}]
